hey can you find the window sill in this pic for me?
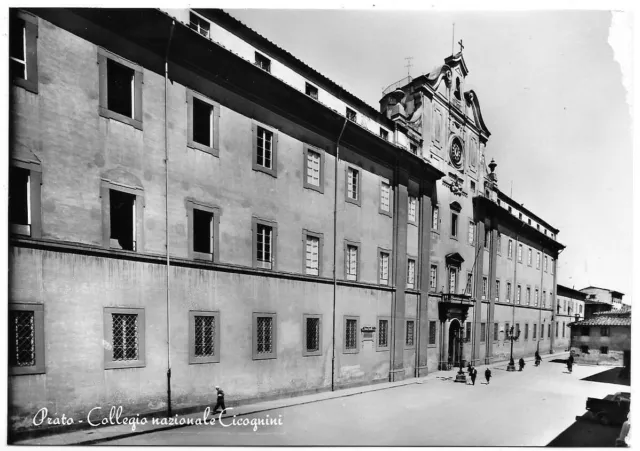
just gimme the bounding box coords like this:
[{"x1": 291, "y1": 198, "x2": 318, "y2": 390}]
[
  {"x1": 379, "y1": 209, "x2": 392, "y2": 218},
  {"x1": 255, "y1": 261, "x2": 273, "y2": 270},
  {"x1": 11, "y1": 223, "x2": 31, "y2": 236},
  {"x1": 252, "y1": 164, "x2": 277, "y2": 178},
  {"x1": 376, "y1": 346, "x2": 390, "y2": 352},
  {"x1": 99, "y1": 107, "x2": 143, "y2": 131},
  {"x1": 343, "y1": 348, "x2": 359, "y2": 354},
  {"x1": 188, "y1": 141, "x2": 220, "y2": 158},
  {"x1": 193, "y1": 251, "x2": 214, "y2": 262},
  {"x1": 13, "y1": 77, "x2": 38, "y2": 95},
  {"x1": 302, "y1": 350, "x2": 322, "y2": 357},
  {"x1": 10, "y1": 366, "x2": 45, "y2": 376},
  {"x1": 189, "y1": 355, "x2": 220, "y2": 364},
  {"x1": 105, "y1": 360, "x2": 146, "y2": 370},
  {"x1": 408, "y1": 220, "x2": 418, "y2": 227},
  {"x1": 303, "y1": 181, "x2": 324, "y2": 194},
  {"x1": 345, "y1": 196, "x2": 361, "y2": 207},
  {"x1": 253, "y1": 354, "x2": 277, "y2": 361}
]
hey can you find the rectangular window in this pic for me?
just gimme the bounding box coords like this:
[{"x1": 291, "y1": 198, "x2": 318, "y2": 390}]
[
  {"x1": 346, "y1": 107, "x2": 357, "y2": 122},
  {"x1": 303, "y1": 314, "x2": 322, "y2": 356},
  {"x1": 305, "y1": 82, "x2": 318, "y2": 99},
  {"x1": 104, "y1": 307, "x2": 145, "y2": 369},
  {"x1": 551, "y1": 258, "x2": 555, "y2": 275},
  {"x1": 407, "y1": 259, "x2": 416, "y2": 289},
  {"x1": 405, "y1": 320, "x2": 415, "y2": 347},
  {"x1": 600, "y1": 346, "x2": 608, "y2": 355},
  {"x1": 544, "y1": 255, "x2": 548, "y2": 272},
  {"x1": 448, "y1": 267, "x2": 458, "y2": 294},
  {"x1": 429, "y1": 321, "x2": 437, "y2": 345},
  {"x1": 535, "y1": 289, "x2": 539, "y2": 306},
  {"x1": 548, "y1": 324, "x2": 551, "y2": 338},
  {"x1": 432, "y1": 206, "x2": 439, "y2": 230},
  {"x1": 480, "y1": 323, "x2": 486, "y2": 342},
  {"x1": 189, "y1": 311, "x2": 220, "y2": 364},
  {"x1": 305, "y1": 235, "x2": 320, "y2": 276},
  {"x1": 528, "y1": 248, "x2": 532, "y2": 266},
  {"x1": 515, "y1": 323, "x2": 520, "y2": 338},
  {"x1": 253, "y1": 313, "x2": 277, "y2": 360},
  {"x1": 505, "y1": 322, "x2": 510, "y2": 337},
  {"x1": 600, "y1": 326, "x2": 610, "y2": 337},
  {"x1": 345, "y1": 242, "x2": 359, "y2": 281},
  {"x1": 506, "y1": 282, "x2": 512, "y2": 302},
  {"x1": 484, "y1": 229, "x2": 490, "y2": 249},
  {"x1": 562, "y1": 322, "x2": 566, "y2": 338},
  {"x1": 256, "y1": 126, "x2": 273, "y2": 170},
  {"x1": 581, "y1": 345, "x2": 589, "y2": 354},
  {"x1": 9, "y1": 166, "x2": 31, "y2": 235},
  {"x1": 189, "y1": 12, "x2": 210, "y2": 38},
  {"x1": 380, "y1": 128, "x2": 389, "y2": 141},
  {"x1": 410, "y1": 143, "x2": 418, "y2": 155},
  {"x1": 497, "y1": 233, "x2": 502, "y2": 255},
  {"x1": 429, "y1": 265, "x2": 438, "y2": 291},
  {"x1": 465, "y1": 272, "x2": 473, "y2": 295},
  {"x1": 9, "y1": 304, "x2": 45, "y2": 375},
  {"x1": 494, "y1": 323, "x2": 499, "y2": 341},
  {"x1": 465, "y1": 322, "x2": 471, "y2": 342},
  {"x1": 451, "y1": 213, "x2": 458, "y2": 238},
  {"x1": 193, "y1": 208, "x2": 214, "y2": 256},
  {"x1": 470, "y1": 180, "x2": 476, "y2": 194},
  {"x1": 496, "y1": 280, "x2": 501, "y2": 301},
  {"x1": 517, "y1": 285, "x2": 521, "y2": 304},
  {"x1": 254, "y1": 52, "x2": 271, "y2": 72},
  {"x1": 543, "y1": 291, "x2": 546, "y2": 307},
  {"x1": 555, "y1": 321, "x2": 559, "y2": 338},
  {"x1": 408, "y1": 196, "x2": 418, "y2": 223},
  {"x1": 536, "y1": 252, "x2": 541, "y2": 269},
  {"x1": 468, "y1": 221, "x2": 475, "y2": 245},
  {"x1": 110, "y1": 189, "x2": 137, "y2": 251},
  {"x1": 524, "y1": 324, "x2": 529, "y2": 340},
  {"x1": 346, "y1": 167, "x2": 360, "y2": 205},
  {"x1": 508, "y1": 239, "x2": 513, "y2": 259},
  {"x1": 518, "y1": 244, "x2": 523, "y2": 262},
  {"x1": 256, "y1": 224, "x2": 273, "y2": 269},
  {"x1": 379, "y1": 251, "x2": 390, "y2": 285},
  {"x1": 344, "y1": 316, "x2": 359, "y2": 353},
  {"x1": 380, "y1": 181, "x2": 391, "y2": 214},
  {"x1": 482, "y1": 277, "x2": 488, "y2": 298},
  {"x1": 10, "y1": 11, "x2": 38, "y2": 93},
  {"x1": 526, "y1": 287, "x2": 531, "y2": 305},
  {"x1": 107, "y1": 59, "x2": 135, "y2": 119},
  {"x1": 306, "y1": 149, "x2": 321, "y2": 187},
  {"x1": 187, "y1": 91, "x2": 220, "y2": 156},
  {"x1": 378, "y1": 318, "x2": 389, "y2": 350}
]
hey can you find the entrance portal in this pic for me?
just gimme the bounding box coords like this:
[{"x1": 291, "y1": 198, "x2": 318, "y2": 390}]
[{"x1": 448, "y1": 320, "x2": 462, "y2": 368}]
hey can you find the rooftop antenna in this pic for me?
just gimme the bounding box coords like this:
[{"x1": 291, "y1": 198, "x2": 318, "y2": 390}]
[
  {"x1": 451, "y1": 23, "x2": 455, "y2": 56},
  {"x1": 510, "y1": 181, "x2": 513, "y2": 197}
]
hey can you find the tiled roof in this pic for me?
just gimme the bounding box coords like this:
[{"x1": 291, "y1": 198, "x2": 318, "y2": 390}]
[
  {"x1": 594, "y1": 305, "x2": 631, "y2": 315},
  {"x1": 569, "y1": 315, "x2": 631, "y2": 327}
]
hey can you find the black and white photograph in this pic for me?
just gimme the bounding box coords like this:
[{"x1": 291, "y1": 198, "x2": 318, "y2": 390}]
[{"x1": 5, "y1": 2, "x2": 635, "y2": 447}]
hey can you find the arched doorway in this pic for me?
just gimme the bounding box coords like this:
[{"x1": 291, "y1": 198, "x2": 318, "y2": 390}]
[{"x1": 448, "y1": 319, "x2": 462, "y2": 368}]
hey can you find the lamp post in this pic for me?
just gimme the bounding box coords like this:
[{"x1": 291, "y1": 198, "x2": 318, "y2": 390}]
[
  {"x1": 506, "y1": 325, "x2": 521, "y2": 371},
  {"x1": 454, "y1": 326, "x2": 467, "y2": 383}
]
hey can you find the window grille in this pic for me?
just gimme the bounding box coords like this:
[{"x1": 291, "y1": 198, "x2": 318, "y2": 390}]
[
  {"x1": 256, "y1": 316, "x2": 273, "y2": 354},
  {"x1": 305, "y1": 236, "x2": 319, "y2": 275},
  {"x1": 194, "y1": 315, "x2": 215, "y2": 357},
  {"x1": 465, "y1": 273, "x2": 473, "y2": 296},
  {"x1": 406, "y1": 321, "x2": 415, "y2": 346},
  {"x1": 508, "y1": 240, "x2": 513, "y2": 258},
  {"x1": 306, "y1": 317, "x2": 320, "y2": 353},
  {"x1": 407, "y1": 259, "x2": 416, "y2": 288},
  {"x1": 345, "y1": 319, "x2": 357, "y2": 349},
  {"x1": 516, "y1": 285, "x2": 521, "y2": 304},
  {"x1": 10, "y1": 311, "x2": 35, "y2": 367},
  {"x1": 256, "y1": 224, "x2": 272, "y2": 268},
  {"x1": 306, "y1": 150, "x2": 321, "y2": 186},
  {"x1": 379, "y1": 319, "x2": 389, "y2": 347},
  {"x1": 380, "y1": 182, "x2": 390, "y2": 212},
  {"x1": 518, "y1": 244, "x2": 523, "y2": 262},
  {"x1": 256, "y1": 127, "x2": 273, "y2": 169},
  {"x1": 535, "y1": 289, "x2": 539, "y2": 306},
  {"x1": 347, "y1": 168, "x2": 358, "y2": 200},
  {"x1": 379, "y1": 253, "x2": 389, "y2": 285},
  {"x1": 536, "y1": 252, "x2": 541, "y2": 269},
  {"x1": 429, "y1": 321, "x2": 437, "y2": 345},
  {"x1": 112, "y1": 313, "x2": 139, "y2": 361}
]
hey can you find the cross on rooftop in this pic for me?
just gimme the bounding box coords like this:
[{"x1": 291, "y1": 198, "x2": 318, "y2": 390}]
[{"x1": 458, "y1": 39, "x2": 464, "y2": 53}]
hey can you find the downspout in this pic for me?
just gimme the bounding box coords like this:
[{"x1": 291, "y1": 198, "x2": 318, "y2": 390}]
[
  {"x1": 415, "y1": 193, "x2": 423, "y2": 378},
  {"x1": 537, "y1": 245, "x2": 544, "y2": 354},
  {"x1": 164, "y1": 20, "x2": 175, "y2": 418},
  {"x1": 331, "y1": 118, "x2": 348, "y2": 392}
]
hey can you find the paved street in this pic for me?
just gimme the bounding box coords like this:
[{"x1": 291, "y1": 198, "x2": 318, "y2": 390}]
[{"x1": 106, "y1": 361, "x2": 626, "y2": 446}]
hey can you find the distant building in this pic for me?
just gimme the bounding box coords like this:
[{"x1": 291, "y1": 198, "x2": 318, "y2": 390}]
[
  {"x1": 580, "y1": 286, "x2": 625, "y2": 310},
  {"x1": 555, "y1": 284, "x2": 586, "y2": 351},
  {"x1": 569, "y1": 306, "x2": 631, "y2": 367}
]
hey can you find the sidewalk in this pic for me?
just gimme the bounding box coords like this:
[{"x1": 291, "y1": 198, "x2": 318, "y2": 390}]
[{"x1": 12, "y1": 350, "x2": 568, "y2": 445}]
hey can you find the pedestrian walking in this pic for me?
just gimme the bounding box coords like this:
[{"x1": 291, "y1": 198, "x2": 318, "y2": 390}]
[
  {"x1": 518, "y1": 357, "x2": 525, "y2": 371},
  {"x1": 534, "y1": 351, "x2": 541, "y2": 366},
  {"x1": 470, "y1": 366, "x2": 477, "y2": 385},
  {"x1": 567, "y1": 360, "x2": 573, "y2": 373},
  {"x1": 213, "y1": 386, "x2": 226, "y2": 414},
  {"x1": 485, "y1": 368, "x2": 492, "y2": 384}
]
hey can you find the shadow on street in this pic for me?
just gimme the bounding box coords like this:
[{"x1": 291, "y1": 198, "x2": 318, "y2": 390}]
[
  {"x1": 581, "y1": 367, "x2": 630, "y2": 387},
  {"x1": 547, "y1": 412, "x2": 622, "y2": 447}
]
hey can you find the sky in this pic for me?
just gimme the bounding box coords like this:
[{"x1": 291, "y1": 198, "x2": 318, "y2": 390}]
[{"x1": 228, "y1": 9, "x2": 633, "y2": 300}]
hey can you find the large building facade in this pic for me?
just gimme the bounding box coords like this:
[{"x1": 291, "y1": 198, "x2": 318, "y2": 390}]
[{"x1": 9, "y1": 8, "x2": 564, "y2": 435}]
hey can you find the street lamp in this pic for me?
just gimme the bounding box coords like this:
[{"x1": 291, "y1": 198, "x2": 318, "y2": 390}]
[
  {"x1": 506, "y1": 325, "x2": 521, "y2": 372},
  {"x1": 454, "y1": 326, "x2": 467, "y2": 383}
]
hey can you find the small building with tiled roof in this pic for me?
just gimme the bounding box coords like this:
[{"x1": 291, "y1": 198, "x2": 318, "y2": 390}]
[{"x1": 569, "y1": 308, "x2": 631, "y2": 367}]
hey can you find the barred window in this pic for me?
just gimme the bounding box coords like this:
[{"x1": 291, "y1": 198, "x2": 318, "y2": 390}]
[
  {"x1": 306, "y1": 150, "x2": 321, "y2": 187},
  {"x1": 256, "y1": 127, "x2": 273, "y2": 169},
  {"x1": 465, "y1": 272, "x2": 473, "y2": 296},
  {"x1": 305, "y1": 235, "x2": 320, "y2": 275},
  {"x1": 344, "y1": 318, "x2": 358, "y2": 352},
  {"x1": 378, "y1": 319, "x2": 389, "y2": 349},
  {"x1": 347, "y1": 168, "x2": 359, "y2": 201},
  {"x1": 449, "y1": 267, "x2": 458, "y2": 294},
  {"x1": 346, "y1": 244, "x2": 358, "y2": 281},
  {"x1": 380, "y1": 181, "x2": 391, "y2": 213},
  {"x1": 379, "y1": 251, "x2": 390, "y2": 285},
  {"x1": 112, "y1": 313, "x2": 139, "y2": 361},
  {"x1": 480, "y1": 323, "x2": 486, "y2": 342},
  {"x1": 429, "y1": 321, "x2": 437, "y2": 345},
  {"x1": 544, "y1": 255, "x2": 548, "y2": 271},
  {"x1": 194, "y1": 316, "x2": 215, "y2": 357},
  {"x1": 305, "y1": 317, "x2": 320, "y2": 354},
  {"x1": 518, "y1": 244, "x2": 523, "y2": 262},
  {"x1": 104, "y1": 308, "x2": 145, "y2": 369},
  {"x1": 405, "y1": 320, "x2": 415, "y2": 347},
  {"x1": 253, "y1": 313, "x2": 277, "y2": 360},
  {"x1": 407, "y1": 259, "x2": 416, "y2": 288},
  {"x1": 9, "y1": 304, "x2": 44, "y2": 375},
  {"x1": 535, "y1": 289, "x2": 539, "y2": 306},
  {"x1": 408, "y1": 196, "x2": 417, "y2": 223}
]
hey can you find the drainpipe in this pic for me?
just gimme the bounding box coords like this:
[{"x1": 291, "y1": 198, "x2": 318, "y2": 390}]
[
  {"x1": 537, "y1": 245, "x2": 544, "y2": 354},
  {"x1": 164, "y1": 20, "x2": 175, "y2": 418},
  {"x1": 331, "y1": 118, "x2": 348, "y2": 392}
]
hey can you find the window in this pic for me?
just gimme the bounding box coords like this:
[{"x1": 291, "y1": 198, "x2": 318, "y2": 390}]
[
  {"x1": 515, "y1": 323, "x2": 520, "y2": 339},
  {"x1": 101, "y1": 180, "x2": 146, "y2": 252},
  {"x1": 505, "y1": 322, "x2": 510, "y2": 337},
  {"x1": 555, "y1": 321, "x2": 559, "y2": 338},
  {"x1": 536, "y1": 252, "x2": 541, "y2": 269},
  {"x1": 448, "y1": 267, "x2": 458, "y2": 294},
  {"x1": 506, "y1": 282, "x2": 512, "y2": 302},
  {"x1": 9, "y1": 304, "x2": 45, "y2": 375},
  {"x1": 465, "y1": 272, "x2": 473, "y2": 295},
  {"x1": 98, "y1": 49, "x2": 143, "y2": 129},
  {"x1": 551, "y1": 258, "x2": 555, "y2": 275},
  {"x1": 10, "y1": 11, "x2": 38, "y2": 94},
  {"x1": 544, "y1": 255, "x2": 549, "y2": 272},
  {"x1": 379, "y1": 180, "x2": 392, "y2": 216},
  {"x1": 186, "y1": 200, "x2": 221, "y2": 262},
  {"x1": 451, "y1": 212, "x2": 459, "y2": 238},
  {"x1": 405, "y1": 320, "x2": 415, "y2": 347},
  {"x1": 305, "y1": 82, "x2": 318, "y2": 99},
  {"x1": 470, "y1": 180, "x2": 476, "y2": 194},
  {"x1": 9, "y1": 164, "x2": 42, "y2": 238},
  {"x1": 345, "y1": 241, "x2": 360, "y2": 281},
  {"x1": 484, "y1": 229, "x2": 490, "y2": 249},
  {"x1": 548, "y1": 324, "x2": 551, "y2": 338},
  {"x1": 253, "y1": 313, "x2": 277, "y2": 360},
  {"x1": 495, "y1": 280, "x2": 501, "y2": 301},
  {"x1": 254, "y1": 52, "x2": 271, "y2": 72},
  {"x1": 580, "y1": 305, "x2": 583, "y2": 314},
  {"x1": 187, "y1": 90, "x2": 220, "y2": 156},
  {"x1": 104, "y1": 307, "x2": 145, "y2": 369},
  {"x1": 189, "y1": 12, "x2": 210, "y2": 37},
  {"x1": 526, "y1": 287, "x2": 531, "y2": 305},
  {"x1": 429, "y1": 321, "x2": 437, "y2": 345},
  {"x1": 407, "y1": 259, "x2": 416, "y2": 289},
  {"x1": 252, "y1": 123, "x2": 278, "y2": 177},
  {"x1": 253, "y1": 217, "x2": 277, "y2": 270},
  {"x1": 468, "y1": 221, "x2": 475, "y2": 245},
  {"x1": 535, "y1": 289, "x2": 539, "y2": 306},
  {"x1": 518, "y1": 244, "x2": 523, "y2": 262},
  {"x1": 519, "y1": 213, "x2": 523, "y2": 220},
  {"x1": 303, "y1": 314, "x2": 322, "y2": 357},
  {"x1": 345, "y1": 166, "x2": 361, "y2": 206},
  {"x1": 410, "y1": 143, "x2": 418, "y2": 155},
  {"x1": 482, "y1": 277, "x2": 488, "y2": 299},
  {"x1": 380, "y1": 128, "x2": 389, "y2": 141},
  {"x1": 189, "y1": 311, "x2": 220, "y2": 364},
  {"x1": 377, "y1": 317, "x2": 390, "y2": 351},
  {"x1": 543, "y1": 291, "x2": 546, "y2": 308},
  {"x1": 497, "y1": 233, "x2": 502, "y2": 255},
  {"x1": 432, "y1": 206, "x2": 439, "y2": 230},
  {"x1": 600, "y1": 326, "x2": 610, "y2": 337},
  {"x1": 524, "y1": 324, "x2": 529, "y2": 340},
  {"x1": 527, "y1": 248, "x2": 532, "y2": 266},
  {"x1": 562, "y1": 322, "x2": 566, "y2": 337},
  {"x1": 581, "y1": 345, "x2": 589, "y2": 354},
  {"x1": 429, "y1": 265, "x2": 438, "y2": 291},
  {"x1": 346, "y1": 107, "x2": 357, "y2": 122},
  {"x1": 600, "y1": 346, "x2": 608, "y2": 355},
  {"x1": 343, "y1": 316, "x2": 359, "y2": 353},
  {"x1": 408, "y1": 196, "x2": 418, "y2": 224},
  {"x1": 378, "y1": 250, "x2": 390, "y2": 285},
  {"x1": 516, "y1": 285, "x2": 521, "y2": 304},
  {"x1": 465, "y1": 322, "x2": 471, "y2": 342},
  {"x1": 303, "y1": 146, "x2": 324, "y2": 193},
  {"x1": 508, "y1": 240, "x2": 513, "y2": 259},
  {"x1": 480, "y1": 323, "x2": 486, "y2": 342},
  {"x1": 302, "y1": 230, "x2": 323, "y2": 276}
]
